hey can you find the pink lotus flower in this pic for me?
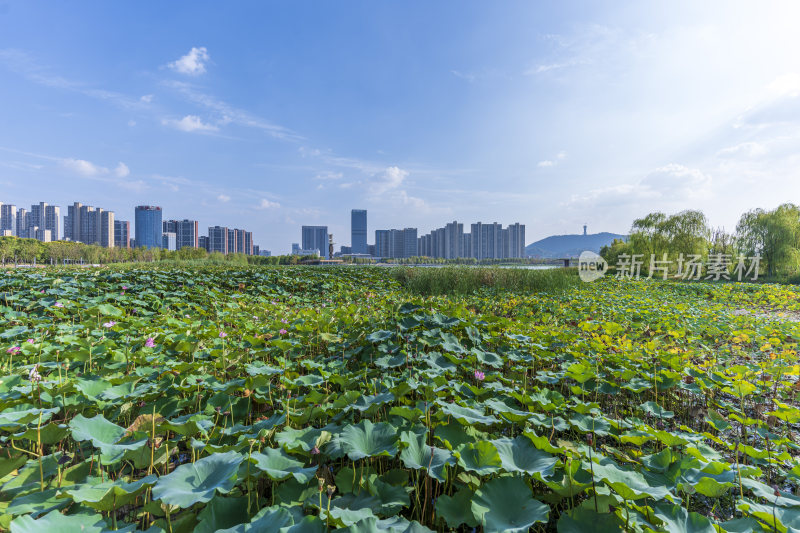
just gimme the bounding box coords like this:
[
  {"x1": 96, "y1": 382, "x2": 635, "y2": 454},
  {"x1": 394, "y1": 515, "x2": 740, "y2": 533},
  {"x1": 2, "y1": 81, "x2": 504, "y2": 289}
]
[
  {"x1": 54, "y1": 302, "x2": 64, "y2": 308},
  {"x1": 219, "y1": 332, "x2": 227, "y2": 338},
  {"x1": 40, "y1": 289, "x2": 45, "y2": 293},
  {"x1": 311, "y1": 446, "x2": 320, "y2": 455},
  {"x1": 145, "y1": 337, "x2": 155, "y2": 348},
  {"x1": 281, "y1": 319, "x2": 288, "y2": 324},
  {"x1": 474, "y1": 370, "x2": 485, "y2": 381},
  {"x1": 279, "y1": 329, "x2": 288, "y2": 335},
  {"x1": 26, "y1": 339, "x2": 35, "y2": 344},
  {"x1": 7, "y1": 346, "x2": 20, "y2": 354},
  {"x1": 122, "y1": 286, "x2": 128, "y2": 290},
  {"x1": 103, "y1": 321, "x2": 116, "y2": 328}
]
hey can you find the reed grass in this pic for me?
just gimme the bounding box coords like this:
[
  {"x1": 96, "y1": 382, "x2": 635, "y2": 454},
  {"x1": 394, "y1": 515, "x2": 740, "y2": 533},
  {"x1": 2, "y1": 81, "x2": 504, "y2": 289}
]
[{"x1": 389, "y1": 266, "x2": 578, "y2": 295}]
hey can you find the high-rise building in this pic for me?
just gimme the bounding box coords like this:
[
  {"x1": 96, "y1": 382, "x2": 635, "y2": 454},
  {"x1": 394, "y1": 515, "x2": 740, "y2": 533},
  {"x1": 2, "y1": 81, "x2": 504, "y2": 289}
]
[
  {"x1": 301, "y1": 226, "x2": 328, "y2": 256},
  {"x1": 351, "y1": 209, "x2": 367, "y2": 254},
  {"x1": 27, "y1": 202, "x2": 60, "y2": 241},
  {"x1": 208, "y1": 226, "x2": 228, "y2": 254},
  {"x1": 0, "y1": 203, "x2": 16, "y2": 236},
  {"x1": 198, "y1": 235, "x2": 210, "y2": 252},
  {"x1": 64, "y1": 202, "x2": 81, "y2": 242},
  {"x1": 253, "y1": 245, "x2": 260, "y2": 256},
  {"x1": 134, "y1": 206, "x2": 163, "y2": 249},
  {"x1": 504, "y1": 223, "x2": 525, "y2": 258},
  {"x1": 114, "y1": 220, "x2": 130, "y2": 249},
  {"x1": 100, "y1": 210, "x2": 114, "y2": 248},
  {"x1": 164, "y1": 219, "x2": 199, "y2": 250},
  {"x1": 35, "y1": 228, "x2": 52, "y2": 242},
  {"x1": 70, "y1": 205, "x2": 114, "y2": 247},
  {"x1": 375, "y1": 228, "x2": 417, "y2": 258},
  {"x1": 16, "y1": 208, "x2": 29, "y2": 238},
  {"x1": 162, "y1": 232, "x2": 177, "y2": 251},
  {"x1": 415, "y1": 221, "x2": 524, "y2": 259},
  {"x1": 240, "y1": 230, "x2": 253, "y2": 255},
  {"x1": 471, "y1": 222, "x2": 503, "y2": 259},
  {"x1": 227, "y1": 229, "x2": 238, "y2": 254},
  {"x1": 291, "y1": 243, "x2": 300, "y2": 254},
  {"x1": 29, "y1": 203, "x2": 44, "y2": 237}
]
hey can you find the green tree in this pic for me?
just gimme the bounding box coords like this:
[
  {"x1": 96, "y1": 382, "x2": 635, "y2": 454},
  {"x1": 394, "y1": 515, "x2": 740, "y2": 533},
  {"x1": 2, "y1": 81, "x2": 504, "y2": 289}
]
[{"x1": 736, "y1": 203, "x2": 800, "y2": 277}]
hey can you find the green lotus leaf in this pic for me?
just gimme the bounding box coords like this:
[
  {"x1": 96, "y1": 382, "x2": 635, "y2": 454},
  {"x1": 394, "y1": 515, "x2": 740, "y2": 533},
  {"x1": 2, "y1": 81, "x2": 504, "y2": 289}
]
[
  {"x1": 398, "y1": 430, "x2": 454, "y2": 482},
  {"x1": 214, "y1": 505, "x2": 294, "y2": 532},
  {"x1": 557, "y1": 507, "x2": 623, "y2": 532},
  {"x1": 64, "y1": 475, "x2": 157, "y2": 511},
  {"x1": 340, "y1": 420, "x2": 398, "y2": 461},
  {"x1": 278, "y1": 516, "x2": 327, "y2": 533},
  {"x1": 11, "y1": 422, "x2": 69, "y2": 445},
  {"x1": 9, "y1": 510, "x2": 108, "y2": 533},
  {"x1": 195, "y1": 495, "x2": 248, "y2": 533},
  {"x1": 640, "y1": 401, "x2": 674, "y2": 419},
  {"x1": 0, "y1": 406, "x2": 59, "y2": 430},
  {"x1": 653, "y1": 502, "x2": 717, "y2": 533},
  {"x1": 435, "y1": 487, "x2": 478, "y2": 528},
  {"x1": 152, "y1": 450, "x2": 243, "y2": 508},
  {"x1": 591, "y1": 459, "x2": 673, "y2": 501},
  {"x1": 69, "y1": 414, "x2": 147, "y2": 464},
  {"x1": 439, "y1": 403, "x2": 498, "y2": 426},
  {"x1": 5, "y1": 488, "x2": 67, "y2": 518},
  {"x1": 471, "y1": 476, "x2": 549, "y2": 533},
  {"x1": 492, "y1": 436, "x2": 557, "y2": 479},
  {"x1": 276, "y1": 426, "x2": 331, "y2": 453},
  {"x1": 343, "y1": 516, "x2": 434, "y2": 532},
  {"x1": 249, "y1": 447, "x2": 317, "y2": 483},
  {"x1": 456, "y1": 440, "x2": 502, "y2": 475}
]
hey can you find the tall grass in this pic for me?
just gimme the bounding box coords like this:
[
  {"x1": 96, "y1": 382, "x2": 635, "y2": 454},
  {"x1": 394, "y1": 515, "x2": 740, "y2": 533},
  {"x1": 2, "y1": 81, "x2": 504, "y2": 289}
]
[{"x1": 389, "y1": 266, "x2": 578, "y2": 295}]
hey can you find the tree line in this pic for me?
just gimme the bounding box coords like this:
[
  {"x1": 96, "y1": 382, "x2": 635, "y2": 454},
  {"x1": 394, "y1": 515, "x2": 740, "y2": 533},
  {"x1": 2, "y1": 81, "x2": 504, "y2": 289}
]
[
  {"x1": 0, "y1": 237, "x2": 324, "y2": 267},
  {"x1": 600, "y1": 203, "x2": 800, "y2": 278}
]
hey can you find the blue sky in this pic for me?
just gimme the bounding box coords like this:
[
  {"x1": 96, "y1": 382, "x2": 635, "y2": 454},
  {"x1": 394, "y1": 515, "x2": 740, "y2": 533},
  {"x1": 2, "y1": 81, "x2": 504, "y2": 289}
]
[{"x1": 2, "y1": 1, "x2": 800, "y2": 253}]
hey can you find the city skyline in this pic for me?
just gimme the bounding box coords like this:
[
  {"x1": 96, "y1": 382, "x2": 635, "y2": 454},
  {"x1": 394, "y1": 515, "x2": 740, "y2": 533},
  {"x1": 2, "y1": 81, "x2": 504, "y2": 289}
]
[
  {"x1": 3, "y1": 2, "x2": 800, "y2": 253},
  {"x1": 2, "y1": 195, "x2": 552, "y2": 258}
]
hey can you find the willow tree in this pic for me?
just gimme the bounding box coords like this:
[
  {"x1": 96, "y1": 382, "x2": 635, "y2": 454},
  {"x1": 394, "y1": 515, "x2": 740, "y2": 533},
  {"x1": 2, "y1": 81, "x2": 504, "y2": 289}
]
[{"x1": 736, "y1": 203, "x2": 800, "y2": 277}]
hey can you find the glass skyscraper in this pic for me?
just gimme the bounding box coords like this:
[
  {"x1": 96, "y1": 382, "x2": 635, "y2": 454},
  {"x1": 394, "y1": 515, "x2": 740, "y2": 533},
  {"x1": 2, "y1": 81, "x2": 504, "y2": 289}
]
[
  {"x1": 301, "y1": 225, "x2": 328, "y2": 256},
  {"x1": 134, "y1": 205, "x2": 163, "y2": 249},
  {"x1": 351, "y1": 209, "x2": 367, "y2": 254}
]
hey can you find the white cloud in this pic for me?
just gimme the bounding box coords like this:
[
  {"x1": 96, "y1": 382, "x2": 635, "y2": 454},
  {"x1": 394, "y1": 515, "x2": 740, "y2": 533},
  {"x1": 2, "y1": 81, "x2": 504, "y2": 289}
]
[
  {"x1": 767, "y1": 73, "x2": 800, "y2": 97},
  {"x1": 258, "y1": 199, "x2": 280, "y2": 209},
  {"x1": 140, "y1": 94, "x2": 154, "y2": 103},
  {"x1": 314, "y1": 171, "x2": 343, "y2": 181},
  {"x1": 537, "y1": 150, "x2": 566, "y2": 168},
  {"x1": 62, "y1": 158, "x2": 106, "y2": 177},
  {"x1": 369, "y1": 166, "x2": 408, "y2": 196},
  {"x1": 164, "y1": 81, "x2": 300, "y2": 140},
  {"x1": 525, "y1": 59, "x2": 586, "y2": 76},
  {"x1": 162, "y1": 115, "x2": 218, "y2": 133},
  {"x1": 398, "y1": 190, "x2": 427, "y2": 209},
  {"x1": 167, "y1": 47, "x2": 210, "y2": 76},
  {"x1": 716, "y1": 142, "x2": 767, "y2": 158},
  {"x1": 114, "y1": 162, "x2": 130, "y2": 178},
  {"x1": 568, "y1": 164, "x2": 712, "y2": 209},
  {"x1": 451, "y1": 70, "x2": 476, "y2": 82},
  {"x1": 217, "y1": 194, "x2": 231, "y2": 202}
]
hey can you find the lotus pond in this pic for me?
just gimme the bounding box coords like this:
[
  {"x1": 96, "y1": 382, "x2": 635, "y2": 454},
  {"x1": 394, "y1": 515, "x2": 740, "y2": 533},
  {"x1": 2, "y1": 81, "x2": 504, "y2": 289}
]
[{"x1": 2, "y1": 265, "x2": 800, "y2": 532}]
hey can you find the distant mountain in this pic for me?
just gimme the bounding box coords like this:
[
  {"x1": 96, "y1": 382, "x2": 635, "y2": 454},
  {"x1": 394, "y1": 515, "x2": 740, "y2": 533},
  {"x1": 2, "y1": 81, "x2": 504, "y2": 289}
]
[{"x1": 525, "y1": 232, "x2": 626, "y2": 258}]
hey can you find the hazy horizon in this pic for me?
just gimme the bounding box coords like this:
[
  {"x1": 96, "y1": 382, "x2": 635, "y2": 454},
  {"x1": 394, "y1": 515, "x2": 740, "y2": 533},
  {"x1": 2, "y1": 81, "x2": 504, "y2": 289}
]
[{"x1": 2, "y1": 1, "x2": 800, "y2": 253}]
